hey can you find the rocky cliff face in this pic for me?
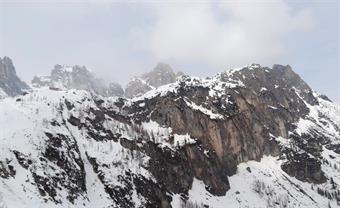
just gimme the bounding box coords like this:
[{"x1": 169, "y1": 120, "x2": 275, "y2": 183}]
[
  {"x1": 1, "y1": 62, "x2": 340, "y2": 208},
  {"x1": 125, "y1": 63, "x2": 183, "y2": 98},
  {"x1": 0, "y1": 57, "x2": 30, "y2": 97},
  {"x1": 31, "y1": 64, "x2": 123, "y2": 97}
]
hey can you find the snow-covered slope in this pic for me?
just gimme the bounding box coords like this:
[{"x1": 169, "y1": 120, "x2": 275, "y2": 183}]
[
  {"x1": 173, "y1": 155, "x2": 337, "y2": 208},
  {"x1": 0, "y1": 88, "x2": 151, "y2": 207},
  {"x1": 1, "y1": 64, "x2": 340, "y2": 208}
]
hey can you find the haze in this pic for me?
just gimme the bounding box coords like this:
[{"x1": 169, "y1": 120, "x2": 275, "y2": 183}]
[{"x1": 0, "y1": 0, "x2": 339, "y2": 101}]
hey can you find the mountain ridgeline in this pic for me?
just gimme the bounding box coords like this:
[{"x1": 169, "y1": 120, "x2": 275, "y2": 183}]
[
  {"x1": 0, "y1": 57, "x2": 339, "y2": 208},
  {"x1": 31, "y1": 62, "x2": 183, "y2": 98},
  {"x1": 31, "y1": 64, "x2": 124, "y2": 97}
]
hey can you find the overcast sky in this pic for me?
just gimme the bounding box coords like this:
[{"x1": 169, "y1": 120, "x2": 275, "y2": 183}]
[{"x1": 0, "y1": 0, "x2": 339, "y2": 101}]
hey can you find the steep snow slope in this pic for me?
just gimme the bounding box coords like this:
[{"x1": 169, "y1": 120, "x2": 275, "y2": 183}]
[
  {"x1": 0, "y1": 89, "x2": 102, "y2": 207},
  {"x1": 0, "y1": 88, "x2": 189, "y2": 207}
]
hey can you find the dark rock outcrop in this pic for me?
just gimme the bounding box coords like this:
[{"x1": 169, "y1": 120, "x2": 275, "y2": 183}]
[
  {"x1": 281, "y1": 152, "x2": 326, "y2": 184},
  {"x1": 122, "y1": 64, "x2": 330, "y2": 190}
]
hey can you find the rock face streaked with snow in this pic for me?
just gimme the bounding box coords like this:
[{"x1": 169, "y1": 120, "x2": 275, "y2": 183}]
[
  {"x1": 31, "y1": 64, "x2": 123, "y2": 97},
  {"x1": 0, "y1": 57, "x2": 30, "y2": 97},
  {"x1": 1, "y1": 62, "x2": 340, "y2": 208},
  {"x1": 124, "y1": 63, "x2": 183, "y2": 98}
]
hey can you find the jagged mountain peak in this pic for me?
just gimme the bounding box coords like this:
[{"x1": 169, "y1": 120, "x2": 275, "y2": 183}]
[
  {"x1": 32, "y1": 64, "x2": 123, "y2": 97},
  {"x1": 50, "y1": 64, "x2": 91, "y2": 79},
  {"x1": 131, "y1": 64, "x2": 315, "y2": 104},
  {"x1": 152, "y1": 62, "x2": 173, "y2": 73},
  {"x1": 0, "y1": 56, "x2": 30, "y2": 97},
  {"x1": 52, "y1": 64, "x2": 73, "y2": 71},
  {"x1": 125, "y1": 63, "x2": 184, "y2": 98},
  {"x1": 0, "y1": 56, "x2": 16, "y2": 76},
  {"x1": 223, "y1": 63, "x2": 318, "y2": 105}
]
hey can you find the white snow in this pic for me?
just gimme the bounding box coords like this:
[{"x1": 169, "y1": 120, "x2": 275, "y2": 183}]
[
  {"x1": 184, "y1": 98, "x2": 224, "y2": 120},
  {"x1": 267, "y1": 105, "x2": 278, "y2": 110},
  {"x1": 172, "y1": 156, "x2": 334, "y2": 208},
  {"x1": 131, "y1": 82, "x2": 178, "y2": 102},
  {"x1": 131, "y1": 71, "x2": 245, "y2": 102},
  {"x1": 0, "y1": 88, "x2": 151, "y2": 207},
  {"x1": 141, "y1": 120, "x2": 172, "y2": 140},
  {"x1": 173, "y1": 134, "x2": 196, "y2": 147},
  {"x1": 141, "y1": 120, "x2": 197, "y2": 148},
  {"x1": 294, "y1": 90, "x2": 340, "y2": 140},
  {"x1": 0, "y1": 88, "x2": 7, "y2": 99},
  {"x1": 225, "y1": 67, "x2": 244, "y2": 76},
  {"x1": 260, "y1": 87, "x2": 267, "y2": 92}
]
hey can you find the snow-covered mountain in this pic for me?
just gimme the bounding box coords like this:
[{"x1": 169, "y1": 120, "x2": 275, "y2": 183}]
[
  {"x1": 31, "y1": 62, "x2": 182, "y2": 99},
  {"x1": 0, "y1": 61, "x2": 340, "y2": 208},
  {"x1": 31, "y1": 64, "x2": 123, "y2": 97},
  {"x1": 124, "y1": 63, "x2": 183, "y2": 98}
]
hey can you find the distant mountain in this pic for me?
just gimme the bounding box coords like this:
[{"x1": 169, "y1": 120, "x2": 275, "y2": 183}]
[
  {"x1": 31, "y1": 64, "x2": 124, "y2": 97},
  {"x1": 108, "y1": 82, "x2": 124, "y2": 97},
  {"x1": 31, "y1": 62, "x2": 183, "y2": 98},
  {"x1": 1, "y1": 59, "x2": 340, "y2": 208},
  {"x1": 125, "y1": 63, "x2": 184, "y2": 98},
  {"x1": 0, "y1": 56, "x2": 30, "y2": 97}
]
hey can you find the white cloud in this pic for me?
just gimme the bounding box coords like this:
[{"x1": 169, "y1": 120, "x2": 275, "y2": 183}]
[{"x1": 130, "y1": 0, "x2": 314, "y2": 68}]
